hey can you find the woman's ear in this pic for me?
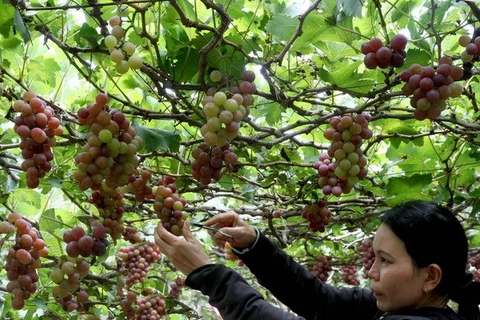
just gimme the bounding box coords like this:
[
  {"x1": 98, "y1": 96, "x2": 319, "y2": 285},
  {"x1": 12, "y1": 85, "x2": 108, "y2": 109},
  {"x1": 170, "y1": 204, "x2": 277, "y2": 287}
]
[{"x1": 423, "y1": 263, "x2": 442, "y2": 293}]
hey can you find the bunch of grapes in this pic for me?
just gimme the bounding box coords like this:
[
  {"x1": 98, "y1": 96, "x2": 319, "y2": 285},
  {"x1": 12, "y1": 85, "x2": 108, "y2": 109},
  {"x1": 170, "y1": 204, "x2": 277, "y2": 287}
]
[
  {"x1": 63, "y1": 224, "x2": 109, "y2": 258},
  {"x1": 88, "y1": 188, "x2": 125, "y2": 240},
  {"x1": 49, "y1": 257, "x2": 90, "y2": 312},
  {"x1": 135, "y1": 295, "x2": 166, "y2": 320},
  {"x1": 362, "y1": 34, "x2": 408, "y2": 69},
  {"x1": 400, "y1": 57, "x2": 464, "y2": 120},
  {"x1": 123, "y1": 226, "x2": 143, "y2": 244},
  {"x1": 458, "y1": 34, "x2": 480, "y2": 63},
  {"x1": 168, "y1": 276, "x2": 185, "y2": 299},
  {"x1": 117, "y1": 242, "x2": 161, "y2": 288},
  {"x1": 104, "y1": 9, "x2": 143, "y2": 74},
  {"x1": 341, "y1": 265, "x2": 360, "y2": 286},
  {"x1": 301, "y1": 200, "x2": 332, "y2": 232},
  {"x1": 191, "y1": 143, "x2": 238, "y2": 185},
  {"x1": 316, "y1": 113, "x2": 371, "y2": 196},
  {"x1": 2, "y1": 212, "x2": 48, "y2": 310},
  {"x1": 200, "y1": 70, "x2": 256, "y2": 147},
  {"x1": 153, "y1": 176, "x2": 188, "y2": 236},
  {"x1": 13, "y1": 91, "x2": 63, "y2": 188},
  {"x1": 310, "y1": 255, "x2": 333, "y2": 282},
  {"x1": 120, "y1": 290, "x2": 138, "y2": 319},
  {"x1": 75, "y1": 93, "x2": 142, "y2": 191},
  {"x1": 122, "y1": 169, "x2": 154, "y2": 202},
  {"x1": 357, "y1": 239, "x2": 374, "y2": 278},
  {"x1": 469, "y1": 254, "x2": 480, "y2": 269}
]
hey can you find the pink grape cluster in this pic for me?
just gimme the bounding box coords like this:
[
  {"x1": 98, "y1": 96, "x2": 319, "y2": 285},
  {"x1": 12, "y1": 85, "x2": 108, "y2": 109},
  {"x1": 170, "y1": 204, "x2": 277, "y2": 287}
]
[
  {"x1": 341, "y1": 265, "x2": 360, "y2": 286},
  {"x1": 310, "y1": 255, "x2": 332, "y2": 282},
  {"x1": 316, "y1": 113, "x2": 371, "y2": 196},
  {"x1": 469, "y1": 254, "x2": 480, "y2": 269},
  {"x1": 123, "y1": 226, "x2": 143, "y2": 244},
  {"x1": 200, "y1": 70, "x2": 256, "y2": 147},
  {"x1": 301, "y1": 200, "x2": 332, "y2": 232},
  {"x1": 2, "y1": 212, "x2": 48, "y2": 310},
  {"x1": 458, "y1": 34, "x2": 480, "y2": 63},
  {"x1": 135, "y1": 295, "x2": 167, "y2": 320},
  {"x1": 75, "y1": 93, "x2": 142, "y2": 191},
  {"x1": 118, "y1": 242, "x2": 161, "y2": 288},
  {"x1": 191, "y1": 143, "x2": 238, "y2": 185},
  {"x1": 104, "y1": 9, "x2": 144, "y2": 74},
  {"x1": 49, "y1": 257, "x2": 90, "y2": 312},
  {"x1": 63, "y1": 224, "x2": 109, "y2": 258},
  {"x1": 88, "y1": 188, "x2": 125, "y2": 240},
  {"x1": 357, "y1": 239, "x2": 374, "y2": 278},
  {"x1": 168, "y1": 277, "x2": 185, "y2": 299},
  {"x1": 13, "y1": 91, "x2": 63, "y2": 188},
  {"x1": 153, "y1": 176, "x2": 188, "y2": 236},
  {"x1": 362, "y1": 34, "x2": 407, "y2": 69},
  {"x1": 400, "y1": 57, "x2": 464, "y2": 120}
]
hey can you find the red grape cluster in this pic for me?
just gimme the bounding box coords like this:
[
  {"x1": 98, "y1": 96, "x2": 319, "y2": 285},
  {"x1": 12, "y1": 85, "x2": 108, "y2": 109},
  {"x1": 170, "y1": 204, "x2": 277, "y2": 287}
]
[
  {"x1": 63, "y1": 225, "x2": 109, "y2": 258},
  {"x1": 191, "y1": 143, "x2": 238, "y2": 185},
  {"x1": 316, "y1": 113, "x2": 371, "y2": 196},
  {"x1": 458, "y1": 34, "x2": 480, "y2": 63},
  {"x1": 310, "y1": 255, "x2": 332, "y2": 282},
  {"x1": 341, "y1": 265, "x2": 360, "y2": 286},
  {"x1": 168, "y1": 276, "x2": 185, "y2": 299},
  {"x1": 13, "y1": 91, "x2": 63, "y2": 188},
  {"x1": 357, "y1": 239, "x2": 374, "y2": 278},
  {"x1": 135, "y1": 295, "x2": 166, "y2": 320},
  {"x1": 123, "y1": 169, "x2": 154, "y2": 202},
  {"x1": 88, "y1": 188, "x2": 125, "y2": 240},
  {"x1": 153, "y1": 176, "x2": 188, "y2": 236},
  {"x1": 469, "y1": 254, "x2": 480, "y2": 269},
  {"x1": 2, "y1": 212, "x2": 48, "y2": 310},
  {"x1": 104, "y1": 9, "x2": 144, "y2": 74},
  {"x1": 301, "y1": 200, "x2": 332, "y2": 232},
  {"x1": 400, "y1": 57, "x2": 464, "y2": 120},
  {"x1": 117, "y1": 242, "x2": 161, "y2": 288},
  {"x1": 50, "y1": 257, "x2": 90, "y2": 312},
  {"x1": 123, "y1": 226, "x2": 143, "y2": 244},
  {"x1": 362, "y1": 34, "x2": 407, "y2": 69},
  {"x1": 75, "y1": 93, "x2": 142, "y2": 191}
]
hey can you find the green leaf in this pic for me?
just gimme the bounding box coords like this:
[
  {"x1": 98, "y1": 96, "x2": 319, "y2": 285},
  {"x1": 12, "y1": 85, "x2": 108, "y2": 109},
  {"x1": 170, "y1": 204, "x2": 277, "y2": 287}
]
[
  {"x1": 13, "y1": 10, "x2": 30, "y2": 43},
  {"x1": 74, "y1": 23, "x2": 101, "y2": 47},
  {"x1": 132, "y1": 123, "x2": 181, "y2": 152},
  {"x1": 0, "y1": 3, "x2": 15, "y2": 38},
  {"x1": 337, "y1": 0, "x2": 364, "y2": 17},
  {"x1": 265, "y1": 14, "x2": 298, "y2": 42},
  {"x1": 42, "y1": 232, "x2": 64, "y2": 257},
  {"x1": 385, "y1": 174, "x2": 433, "y2": 205},
  {"x1": 316, "y1": 41, "x2": 356, "y2": 61},
  {"x1": 39, "y1": 208, "x2": 69, "y2": 234}
]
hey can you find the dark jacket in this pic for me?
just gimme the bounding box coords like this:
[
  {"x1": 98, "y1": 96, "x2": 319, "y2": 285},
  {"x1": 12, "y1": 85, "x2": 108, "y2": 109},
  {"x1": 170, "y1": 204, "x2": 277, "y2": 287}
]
[{"x1": 186, "y1": 232, "x2": 464, "y2": 320}]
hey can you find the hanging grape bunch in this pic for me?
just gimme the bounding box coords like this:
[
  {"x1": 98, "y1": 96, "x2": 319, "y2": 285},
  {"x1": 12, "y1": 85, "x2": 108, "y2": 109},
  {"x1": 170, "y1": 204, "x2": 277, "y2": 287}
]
[
  {"x1": 341, "y1": 265, "x2": 360, "y2": 286},
  {"x1": 168, "y1": 277, "x2": 185, "y2": 299},
  {"x1": 49, "y1": 257, "x2": 90, "y2": 312},
  {"x1": 104, "y1": 7, "x2": 143, "y2": 74},
  {"x1": 87, "y1": 188, "x2": 125, "y2": 240},
  {"x1": 458, "y1": 32, "x2": 480, "y2": 63},
  {"x1": 1, "y1": 212, "x2": 48, "y2": 310},
  {"x1": 117, "y1": 242, "x2": 161, "y2": 288},
  {"x1": 121, "y1": 169, "x2": 154, "y2": 202},
  {"x1": 310, "y1": 255, "x2": 333, "y2": 282},
  {"x1": 316, "y1": 113, "x2": 371, "y2": 197},
  {"x1": 362, "y1": 34, "x2": 407, "y2": 69},
  {"x1": 63, "y1": 224, "x2": 109, "y2": 258},
  {"x1": 191, "y1": 143, "x2": 238, "y2": 185},
  {"x1": 470, "y1": 253, "x2": 480, "y2": 281},
  {"x1": 357, "y1": 239, "x2": 374, "y2": 279},
  {"x1": 400, "y1": 57, "x2": 463, "y2": 120},
  {"x1": 301, "y1": 200, "x2": 332, "y2": 232},
  {"x1": 74, "y1": 93, "x2": 142, "y2": 191},
  {"x1": 200, "y1": 70, "x2": 256, "y2": 147},
  {"x1": 12, "y1": 91, "x2": 64, "y2": 188},
  {"x1": 134, "y1": 294, "x2": 167, "y2": 320},
  {"x1": 152, "y1": 176, "x2": 188, "y2": 236}
]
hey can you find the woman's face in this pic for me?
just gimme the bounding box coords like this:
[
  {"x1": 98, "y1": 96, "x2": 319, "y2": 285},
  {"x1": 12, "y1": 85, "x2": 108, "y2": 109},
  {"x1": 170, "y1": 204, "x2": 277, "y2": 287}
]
[{"x1": 368, "y1": 223, "x2": 429, "y2": 312}]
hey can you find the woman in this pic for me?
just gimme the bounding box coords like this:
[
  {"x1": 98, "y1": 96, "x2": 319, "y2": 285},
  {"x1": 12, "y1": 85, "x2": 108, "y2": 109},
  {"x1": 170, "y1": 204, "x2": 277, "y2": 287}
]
[{"x1": 154, "y1": 200, "x2": 480, "y2": 320}]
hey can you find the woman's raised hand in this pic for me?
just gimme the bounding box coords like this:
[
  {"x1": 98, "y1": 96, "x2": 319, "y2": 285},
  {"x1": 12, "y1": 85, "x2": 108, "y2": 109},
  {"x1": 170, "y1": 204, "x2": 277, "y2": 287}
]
[
  {"x1": 205, "y1": 211, "x2": 257, "y2": 249},
  {"x1": 154, "y1": 221, "x2": 211, "y2": 276}
]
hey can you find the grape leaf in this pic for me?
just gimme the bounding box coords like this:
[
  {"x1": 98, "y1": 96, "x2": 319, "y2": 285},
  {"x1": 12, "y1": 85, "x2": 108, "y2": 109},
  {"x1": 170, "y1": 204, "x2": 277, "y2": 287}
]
[
  {"x1": 385, "y1": 174, "x2": 432, "y2": 205},
  {"x1": 0, "y1": 3, "x2": 15, "y2": 38},
  {"x1": 132, "y1": 123, "x2": 181, "y2": 152},
  {"x1": 13, "y1": 10, "x2": 30, "y2": 43},
  {"x1": 337, "y1": 0, "x2": 364, "y2": 17},
  {"x1": 265, "y1": 14, "x2": 298, "y2": 42}
]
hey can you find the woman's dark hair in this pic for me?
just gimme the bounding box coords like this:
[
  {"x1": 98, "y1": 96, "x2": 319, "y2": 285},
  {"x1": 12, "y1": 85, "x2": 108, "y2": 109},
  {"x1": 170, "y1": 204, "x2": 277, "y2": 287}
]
[{"x1": 380, "y1": 200, "x2": 480, "y2": 320}]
